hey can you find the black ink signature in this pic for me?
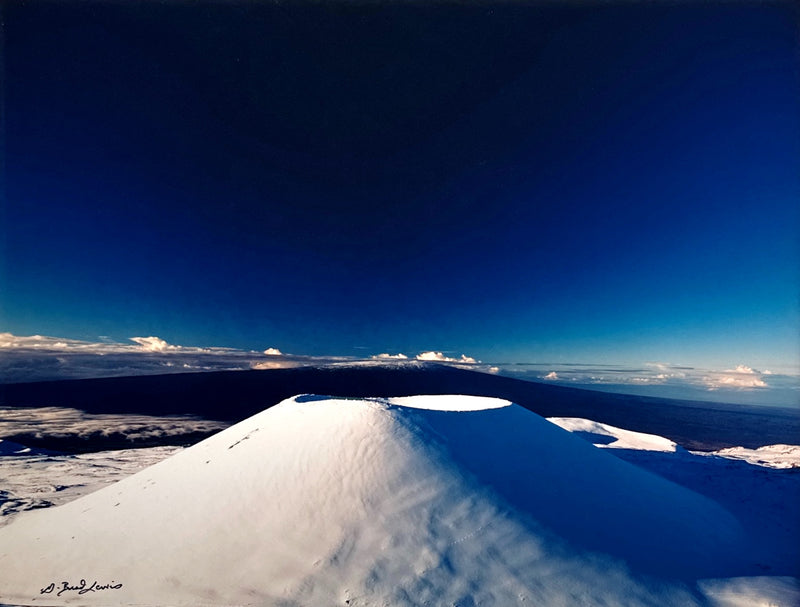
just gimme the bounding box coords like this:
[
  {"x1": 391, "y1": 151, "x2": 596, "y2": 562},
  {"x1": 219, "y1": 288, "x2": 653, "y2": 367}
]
[{"x1": 40, "y1": 579, "x2": 123, "y2": 596}]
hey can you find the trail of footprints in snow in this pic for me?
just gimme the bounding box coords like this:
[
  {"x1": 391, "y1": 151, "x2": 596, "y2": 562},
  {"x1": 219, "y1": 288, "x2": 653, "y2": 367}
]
[
  {"x1": 227, "y1": 428, "x2": 260, "y2": 450},
  {"x1": 448, "y1": 519, "x2": 493, "y2": 546}
]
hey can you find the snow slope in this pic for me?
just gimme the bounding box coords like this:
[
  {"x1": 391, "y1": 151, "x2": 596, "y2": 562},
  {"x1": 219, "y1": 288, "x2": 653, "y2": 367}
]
[
  {"x1": 0, "y1": 395, "x2": 775, "y2": 606},
  {"x1": 0, "y1": 446, "x2": 182, "y2": 526}
]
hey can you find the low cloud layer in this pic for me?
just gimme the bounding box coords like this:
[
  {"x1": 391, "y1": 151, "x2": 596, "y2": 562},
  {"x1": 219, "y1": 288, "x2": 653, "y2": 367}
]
[
  {"x1": 250, "y1": 360, "x2": 305, "y2": 370},
  {"x1": 514, "y1": 361, "x2": 798, "y2": 407},
  {"x1": 1, "y1": 333, "x2": 795, "y2": 407},
  {"x1": 416, "y1": 351, "x2": 477, "y2": 364},
  {"x1": 0, "y1": 407, "x2": 228, "y2": 441},
  {"x1": 0, "y1": 333, "x2": 294, "y2": 382},
  {"x1": 531, "y1": 362, "x2": 775, "y2": 392},
  {"x1": 0, "y1": 406, "x2": 229, "y2": 453},
  {"x1": 0, "y1": 333, "x2": 484, "y2": 384}
]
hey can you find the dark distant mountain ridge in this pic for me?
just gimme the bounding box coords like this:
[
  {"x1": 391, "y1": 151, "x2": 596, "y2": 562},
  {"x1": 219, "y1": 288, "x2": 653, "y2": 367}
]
[{"x1": 2, "y1": 363, "x2": 798, "y2": 451}]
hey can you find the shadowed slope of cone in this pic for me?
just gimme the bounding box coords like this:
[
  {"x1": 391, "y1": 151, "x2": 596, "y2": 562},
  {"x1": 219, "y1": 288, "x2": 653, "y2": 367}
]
[{"x1": 0, "y1": 395, "x2": 747, "y2": 606}]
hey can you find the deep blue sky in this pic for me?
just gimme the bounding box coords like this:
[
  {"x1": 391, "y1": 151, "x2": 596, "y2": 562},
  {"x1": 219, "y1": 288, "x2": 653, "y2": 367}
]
[{"x1": 2, "y1": 2, "x2": 799, "y2": 373}]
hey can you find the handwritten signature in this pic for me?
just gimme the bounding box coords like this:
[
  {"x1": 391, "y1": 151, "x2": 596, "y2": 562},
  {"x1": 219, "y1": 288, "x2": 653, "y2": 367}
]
[{"x1": 40, "y1": 579, "x2": 123, "y2": 596}]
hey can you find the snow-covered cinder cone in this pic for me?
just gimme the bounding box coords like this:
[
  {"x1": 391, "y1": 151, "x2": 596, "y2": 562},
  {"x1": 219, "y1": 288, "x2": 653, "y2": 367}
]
[{"x1": 0, "y1": 395, "x2": 749, "y2": 606}]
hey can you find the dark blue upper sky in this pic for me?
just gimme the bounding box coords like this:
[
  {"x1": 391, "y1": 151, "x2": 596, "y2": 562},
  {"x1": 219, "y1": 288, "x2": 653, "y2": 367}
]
[{"x1": 2, "y1": 1, "x2": 799, "y2": 372}]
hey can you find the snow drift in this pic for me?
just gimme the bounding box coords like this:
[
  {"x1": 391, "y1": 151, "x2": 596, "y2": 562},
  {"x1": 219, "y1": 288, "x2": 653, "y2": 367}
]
[{"x1": 0, "y1": 395, "x2": 755, "y2": 606}]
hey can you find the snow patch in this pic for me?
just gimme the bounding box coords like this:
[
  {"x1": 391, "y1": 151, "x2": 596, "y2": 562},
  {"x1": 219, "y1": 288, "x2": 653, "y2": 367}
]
[
  {"x1": 387, "y1": 394, "x2": 510, "y2": 411},
  {"x1": 548, "y1": 417, "x2": 679, "y2": 452},
  {"x1": 0, "y1": 446, "x2": 181, "y2": 527},
  {"x1": 704, "y1": 444, "x2": 800, "y2": 469}
]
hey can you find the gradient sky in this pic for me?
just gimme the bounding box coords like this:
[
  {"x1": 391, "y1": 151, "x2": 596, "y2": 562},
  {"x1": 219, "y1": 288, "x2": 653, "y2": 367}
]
[{"x1": 2, "y1": 1, "x2": 799, "y2": 374}]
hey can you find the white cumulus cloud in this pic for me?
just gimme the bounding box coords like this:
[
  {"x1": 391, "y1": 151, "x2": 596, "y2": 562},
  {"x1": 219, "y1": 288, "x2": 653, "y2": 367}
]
[
  {"x1": 416, "y1": 351, "x2": 477, "y2": 364},
  {"x1": 130, "y1": 336, "x2": 176, "y2": 352},
  {"x1": 263, "y1": 348, "x2": 283, "y2": 356},
  {"x1": 371, "y1": 353, "x2": 408, "y2": 360},
  {"x1": 703, "y1": 365, "x2": 769, "y2": 390},
  {"x1": 416, "y1": 351, "x2": 448, "y2": 362},
  {"x1": 544, "y1": 372, "x2": 559, "y2": 380}
]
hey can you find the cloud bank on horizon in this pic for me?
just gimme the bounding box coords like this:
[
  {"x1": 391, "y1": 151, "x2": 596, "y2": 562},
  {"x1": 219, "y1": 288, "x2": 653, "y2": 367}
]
[
  {"x1": 534, "y1": 361, "x2": 778, "y2": 391},
  {"x1": 0, "y1": 333, "x2": 482, "y2": 382},
  {"x1": 0, "y1": 332, "x2": 796, "y2": 407},
  {"x1": 539, "y1": 362, "x2": 774, "y2": 391},
  {"x1": 0, "y1": 405, "x2": 228, "y2": 448}
]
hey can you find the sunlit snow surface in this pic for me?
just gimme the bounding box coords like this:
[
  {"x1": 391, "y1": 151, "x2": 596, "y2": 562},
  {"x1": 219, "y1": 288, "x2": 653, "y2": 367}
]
[
  {"x1": 0, "y1": 395, "x2": 797, "y2": 606},
  {"x1": 0, "y1": 445, "x2": 182, "y2": 525},
  {"x1": 547, "y1": 417, "x2": 680, "y2": 452},
  {"x1": 707, "y1": 444, "x2": 800, "y2": 470}
]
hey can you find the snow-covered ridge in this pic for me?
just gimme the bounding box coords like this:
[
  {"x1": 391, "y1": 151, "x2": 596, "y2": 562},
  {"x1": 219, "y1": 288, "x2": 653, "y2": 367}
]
[
  {"x1": 547, "y1": 416, "x2": 680, "y2": 452},
  {"x1": 708, "y1": 444, "x2": 800, "y2": 470},
  {"x1": 549, "y1": 416, "x2": 800, "y2": 468},
  {"x1": 0, "y1": 395, "x2": 795, "y2": 606}
]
